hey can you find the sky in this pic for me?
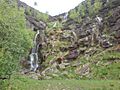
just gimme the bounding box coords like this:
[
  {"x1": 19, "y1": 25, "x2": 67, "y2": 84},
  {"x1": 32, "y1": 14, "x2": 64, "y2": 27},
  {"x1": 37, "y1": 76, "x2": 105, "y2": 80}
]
[{"x1": 20, "y1": 0, "x2": 84, "y2": 16}]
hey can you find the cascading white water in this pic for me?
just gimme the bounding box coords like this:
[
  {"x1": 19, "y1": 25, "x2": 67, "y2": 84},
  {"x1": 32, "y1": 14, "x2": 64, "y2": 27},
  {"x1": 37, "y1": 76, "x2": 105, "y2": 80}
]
[
  {"x1": 29, "y1": 53, "x2": 39, "y2": 71},
  {"x1": 64, "y1": 12, "x2": 68, "y2": 20},
  {"x1": 34, "y1": 30, "x2": 40, "y2": 46},
  {"x1": 29, "y1": 30, "x2": 40, "y2": 71}
]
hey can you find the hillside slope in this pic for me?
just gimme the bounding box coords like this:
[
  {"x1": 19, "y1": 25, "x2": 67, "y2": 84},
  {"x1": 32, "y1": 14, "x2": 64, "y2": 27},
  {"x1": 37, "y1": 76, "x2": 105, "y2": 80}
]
[
  {"x1": 0, "y1": 0, "x2": 120, "y2": 90},
  {"x1": 19, "y1": 0, "x2": 120, "y2": 80},
  {"x1": 42, "y1": 0, "x2": 120, "y2": 79}
]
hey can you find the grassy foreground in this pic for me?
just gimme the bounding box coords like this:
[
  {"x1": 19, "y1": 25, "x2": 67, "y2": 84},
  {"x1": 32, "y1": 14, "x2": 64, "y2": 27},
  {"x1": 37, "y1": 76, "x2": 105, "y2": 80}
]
[{"x1": 5, "y1": 75, "x2": 120, "y2": 90}]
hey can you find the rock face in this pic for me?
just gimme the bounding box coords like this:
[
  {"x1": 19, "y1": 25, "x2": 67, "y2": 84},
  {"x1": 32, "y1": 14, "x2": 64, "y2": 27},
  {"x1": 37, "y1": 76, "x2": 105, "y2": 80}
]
[
  {"x1": 37, "y1": 0, "x2": 120, "y2": 79},
  {"x1": 75, "y1": 63, "x2": 90, "y2": 76},
  {"x1": 26, "y1": 16, "x2": 46, "y2": 31},
  {"x1": 63, "y1": 0, "x2": 120, "y2": 49},
  {"x1": 65, "y1": 49, "x2": 79, "y2": 60},
  {"x1": 19, "y1": 0, "x2": 120, "y2": 79},
  {"x1": 18, "y1": 0, "x2": 47, "y2": 31},
  {"x1": 49, "y1": 13, "x2": 68, "y2": 22}
]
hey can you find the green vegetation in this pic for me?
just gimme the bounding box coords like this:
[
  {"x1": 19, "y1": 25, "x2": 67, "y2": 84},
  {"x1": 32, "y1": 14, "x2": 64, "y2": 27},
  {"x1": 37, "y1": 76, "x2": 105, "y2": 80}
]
[
  {"x1": 36, "y1": 12, "x2": 49, "y2": 22},
  {"x1": 0, "y1": 0, "x2": 33, "y2": 88},
  {"x1": 69, "y1": 9, "x2": 79, "y2": 20},
  {"x1": 69, "y1": 1, "x2": 86, "y2": 21},
  {"x1": 25, "y1": 6, "x2": 49, "y2": 22},
  {"x1": 93, "y1": 0, "x2": 102, "y2": 13},
  {"x1": 100, "y1": 51, "x2": 120, "y2": 61},
  {"x1": 69, "y1": 0, "x2": 102, "y2": 23},
  {"x1": 93, "y1": 62, "x2": 120, "y2": 80},
  {"x1": 86, "y1": 0, "x2": 102, "y2": 17},
  {"x1": 47, "y1": 20, "x2": 63, "y2": 29},
  {"x1": 6, "y1": 74, "x2": 120, "y2": 90},
  {"x1": 89, "y1": 50, "x2": 120, "y2": 80},
  {"x1": 42, "y1": 47, "x2": 120, "y2": 80},
  {"x1": 0, "y1": 0, "x2": 120, "y2": 90}
]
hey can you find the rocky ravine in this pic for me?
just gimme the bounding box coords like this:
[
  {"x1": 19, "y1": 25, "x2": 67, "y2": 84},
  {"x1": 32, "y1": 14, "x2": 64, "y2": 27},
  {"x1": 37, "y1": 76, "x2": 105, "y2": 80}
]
[{"x1": 20, "y1": 0, "x2": 120, "y2": 80}]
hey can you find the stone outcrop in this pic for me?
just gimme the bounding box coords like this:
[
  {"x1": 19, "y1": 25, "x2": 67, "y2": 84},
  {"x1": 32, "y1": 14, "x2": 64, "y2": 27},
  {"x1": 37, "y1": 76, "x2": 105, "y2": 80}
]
[
  {"x1": 26, "y1": 16, "x2": 46, "y2": 31},
  {"x1": 18, "y1": 0, "x2": 47, "y2": 31},
  {"x1": 19, "y1": 0, "x2": 120, "y2": 79},
  {"x1": 63, "y1": 0, "x2": 120, "y2": 49}
]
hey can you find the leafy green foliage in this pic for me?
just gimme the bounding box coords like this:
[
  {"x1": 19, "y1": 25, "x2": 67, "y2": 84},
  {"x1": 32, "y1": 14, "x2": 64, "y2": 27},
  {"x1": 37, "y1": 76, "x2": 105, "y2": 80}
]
[
  {"x1": 93, "y1": 0, "x2": 102, "y2": 14},
  {"x1": 69, "y1": 9, "x2": 79, "y2": 20},
  {"x1": 68, "y1": 0, "x2": 102, "y2": 22},
  {"x1": 77, "y1": 3, "x2": 86, "y2": 17},
  {"x1": 86, "y1": 0, "x2": 102, "y2": 16},
  {"x1": 0, "y1": 0, "x2": 33, "y2": 79}
]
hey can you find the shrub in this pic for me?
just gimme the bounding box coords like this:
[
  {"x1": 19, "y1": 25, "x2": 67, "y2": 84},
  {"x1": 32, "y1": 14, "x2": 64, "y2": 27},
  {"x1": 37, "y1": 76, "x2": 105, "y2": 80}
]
[
  {"x1": 0, "y1": 0, "x2": 33, "y2": 79},
  {"x1": 69, "y1": 9, "x2": 79, "y2": 20}
]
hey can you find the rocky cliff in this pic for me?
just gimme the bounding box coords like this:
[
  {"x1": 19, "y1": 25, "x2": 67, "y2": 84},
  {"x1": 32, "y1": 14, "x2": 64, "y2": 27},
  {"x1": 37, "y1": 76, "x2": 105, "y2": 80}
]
[
  {"x1": 18, "y1": 0, "x2": 48, "y2": 31},
  {"x1": 20, "y1": 0, "x2": 120, "y2": 80},
  {"x1": 63, "y1": 0, "x2": 120, "y2": 49},
  {"x1": 37, "y1": 0, "x2": 120, "y2": 80}
]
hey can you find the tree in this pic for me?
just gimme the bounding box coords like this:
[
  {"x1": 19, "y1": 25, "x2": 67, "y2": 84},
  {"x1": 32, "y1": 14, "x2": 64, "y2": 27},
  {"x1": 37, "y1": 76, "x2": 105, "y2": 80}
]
[
  {"x1": 69, "y1": 9, "x2": 79, "y2": 19},
  {"x1": 0, "y1": 0, "x2": 33, "y2": 80},
  {"x1": 93, "y1": 0, "x2": 102, "y2": 14}
]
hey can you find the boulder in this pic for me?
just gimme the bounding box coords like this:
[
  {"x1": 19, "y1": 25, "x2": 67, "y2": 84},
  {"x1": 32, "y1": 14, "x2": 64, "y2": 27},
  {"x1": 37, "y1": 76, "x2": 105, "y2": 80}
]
[
  {"x1": 75, "y1": 63, "x2": 90, "y2": 76},
  {"x1": 85, "y1": 47, "x2": 97, "y2": 57},
  {"x1": 101, "y1": 40, "x2": 113, "y2": 48},
  {"x1": 41, "y1": 62, "x2": 59, "y2": 76},
  {"x1": 58, "y1": 63, "x2": 70, "y2": 69},
  {"x1": 65, "y1": 49, "x2": 79, "y2": 60}
]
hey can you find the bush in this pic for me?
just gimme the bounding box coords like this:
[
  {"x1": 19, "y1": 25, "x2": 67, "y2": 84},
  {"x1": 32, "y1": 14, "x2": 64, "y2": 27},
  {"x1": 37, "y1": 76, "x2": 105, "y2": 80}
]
[
  {"x1": 36, "y1": 12, "x2": 49, "y2": 22},
  {"x1": 69, "y1": 9, "x2": 79, "y2": 20},
  {"x1": 68, "y1": 0, "x2": 102, "y2": 20},
  {"x1": 0, "y1": 0, "x2": 33, "y2": 79}
]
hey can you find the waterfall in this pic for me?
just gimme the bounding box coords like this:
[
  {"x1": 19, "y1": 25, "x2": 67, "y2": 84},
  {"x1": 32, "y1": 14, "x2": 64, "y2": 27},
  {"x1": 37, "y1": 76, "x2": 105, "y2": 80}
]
[
  {"x1": 34, "y1": 31, "x2": 40, "y2": 45},
  {"x1": 29, "y1": 30, "x2": 40, "y2": 71},
  {"x1": 64, "y1": 12, "x2": 68, "y2": 20},
  {"x1": 29, "y1": 53, "x2": 39, "y2": 71}
]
